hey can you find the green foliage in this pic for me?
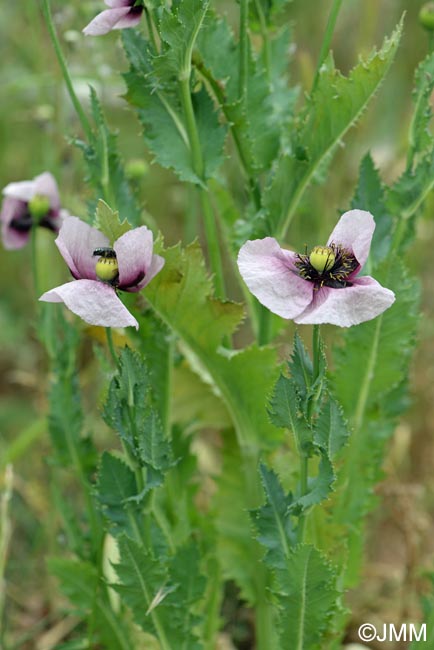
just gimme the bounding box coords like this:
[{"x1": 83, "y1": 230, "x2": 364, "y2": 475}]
[
  {"x1": 213, "y1": 439, "x2": 258, "y2": 604},
  {"x1": 48, "y1": 558, "x2": 133, "y2": 650},
  {"x1": 47, "y1": 313, "x2": 96, "y2": 474},
  {"x1": 251, "y1": 463, "x2": 295, "y2": 569},
  {"x1": 263, "y1": 18, "x2": 403, "y2": 238},
  {"x1": 94, "y1": 199, "x2": 131, "y2": 244},
  {"x1": 409, "y1": 52, "x2": 434, "y2": 159},
  {"x1": 122, "y1": 23, "x2": 226, "y2": 185},
  {"x1": 75, "y1": 88, "x2": 142, "y2": 226},
  {"x1": 274, "y1": 544, "x2": 338, "y2": 650},
  {"x1": 103, "y1": 348, "x2": 173, "y2": 483},
  {"x1": 196, "y1": 12, "x2": 290, "y2": 174},
  {"x1": 268, "y1": 333, "x2": 347, "y2": 518},
  {"x1": 113, "y1": 536, "x2": 205, "y2": 649},
  {"x1": 351, "y1": 153, "x2": 392, "y2": 264},
  {"x1": 97, "y1": 451, "x2": 143, "y2": 539},
  {"x1": 144, "y1": 240, "x2": 282, "y2": 449}
]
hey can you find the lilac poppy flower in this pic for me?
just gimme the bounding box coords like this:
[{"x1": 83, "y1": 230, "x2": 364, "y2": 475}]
[
  {"x1": 1, "y1": 172, "x2": 64, "y2": 250},
  {"x1": 237, "y1": 210, "x2": 395, "y2": 328},
  {"x1": 39, "y1": 216, "x2": 164, "y2": 329},
  {"x1": 83, "y1": 0, "x2": 144, "y2": 36}
]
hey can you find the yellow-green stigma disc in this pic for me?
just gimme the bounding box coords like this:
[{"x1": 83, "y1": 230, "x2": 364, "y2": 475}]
[
  {"x1": 28, "y1": 194, "x2": 50, "y2": 220},
  {"x1": 309, "y1": 246, "x2": 336, "y2": 273},
  {"x1": 95, "y1": 256, "x2": 119, "y2": 282}
]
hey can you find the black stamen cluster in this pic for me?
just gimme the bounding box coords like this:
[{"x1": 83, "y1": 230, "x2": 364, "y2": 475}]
[{"x1": 295, "y1": 244, "x2": 358, "y2": 289}]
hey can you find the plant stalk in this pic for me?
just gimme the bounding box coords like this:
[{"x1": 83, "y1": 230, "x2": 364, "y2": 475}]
[
  {"x1": 179, "y1": 76, "x2": 226, "y2": 299},
  {"x1": 311, "y1": 0, "x2": 345, "y2": 94},
  {"x1": 41, "y1": 0, "x2": 92, "y2": 140}
]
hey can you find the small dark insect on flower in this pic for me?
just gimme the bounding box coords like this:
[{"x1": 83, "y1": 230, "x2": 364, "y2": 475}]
[{"x1": 93, "y1": 247, "x2": 117, "y2": 258}]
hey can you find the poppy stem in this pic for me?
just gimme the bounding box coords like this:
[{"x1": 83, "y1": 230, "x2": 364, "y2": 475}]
[
  {"x1": 41, "y1": 0, "x2": 93, "y2": 141},
  {"x1": 298, "y1": 324, "x2": 321, "y2": 542},
  {"x1": 311, "y1": 0, "x2": 345, "y2": 95},
  {"x1": 30, "y1": 226, "x2": 40, "y2": 299},
  {"x1": 179, "y1": 75, "x2": 227, "y2": 301},
  {"x1": 105, "y1": 328, "x2": 119, "y2": 367}
]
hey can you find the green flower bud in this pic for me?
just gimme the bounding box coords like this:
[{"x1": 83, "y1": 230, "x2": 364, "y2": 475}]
[
  {"x1": 28, "y1": 194, "x2": 50, "y2": 220},
  {"x1": 125, "y1": 158, "x2": 149, "y2": 181},
  {"x1": 309, "y1": 246, "x2": 335, "y2": 273},
  {"x1": 95, "y1": 252, "x2": 119, "y2": 283},
  {"x1": 419, "y1": 2, "x2": 434, "y2": 30}
]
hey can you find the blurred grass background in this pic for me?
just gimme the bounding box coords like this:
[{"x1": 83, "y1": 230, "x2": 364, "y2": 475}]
[{"x1": 1, "y1": 1, "x2": 434, "y2": 648}]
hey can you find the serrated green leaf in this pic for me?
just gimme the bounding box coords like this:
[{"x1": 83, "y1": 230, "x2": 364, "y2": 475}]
[
  {"x1": 94, "y1": 199, "x2": 131, "y2": 244},
  {"x1": 314, "y1": 396, "x2": 349, "y2": 460},
  {"x1": 49, "y1": 558, "x2": 133, "y2": 650},
  {"x1": 386, "y1": 146, "x2": 434, "y2": 221},
  {"x1": 144, "y1": 241, "x2": 281, "y2": 448},
  {"x1": 97, "y1": 452, "x2": 143, "y2": 538},
  {"x1": 162, "y1": 544, "x2": 206, "y2": 650},
  {"x1": 275, "y1": 544, "x2": 339, "y2": 650},
  {"x1": 351, "y1": 153, "x2": 393, "y2": 265},
  {"x1": 251, "y1": 463, "x2": 295, "y2": 569},
  {"x1": 268, "y1": 374, "x2": 312, "y2": 452},
  {"x1": 122, "y1": 25, "x2": 226, "y2": 184},
  {"x1": 157, "y1": 0, "x2": 208, "y2": 79},
  {"x1": 113, "y1": 536, "x2": 168, "y2": 640},
  {"x1": 113, "y1": 537, "x2": 205, "y2": 649},
  {"x1": 409, "y1": 52, "x2": 434, "y2": 159},
  {"x1": 263, "y1": 18, "x2": 403, "y2": 238},
  {"x1": 196, "y1": 12, "x2": 282, "y2": 173},
  {"x1": 291, "y1": 451, "x2": 335, "y2": 514},
  {"x1": 103, "y1": 348, "x2": 173, "y2": 478}
]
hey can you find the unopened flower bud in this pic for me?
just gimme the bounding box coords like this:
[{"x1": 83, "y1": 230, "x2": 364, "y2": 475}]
[
  {"x1": 309, "y1": 246, "x2": 335, "y2": 273},
  {"x1": 419, "y1": 2, "x2": 434, "y2": 30},
  {"x1": 125, "y1": 158, "x2": 149, "y2": 181},
  {"x1": 28, "y1": 194, "x2": 50, "y2": 220}
]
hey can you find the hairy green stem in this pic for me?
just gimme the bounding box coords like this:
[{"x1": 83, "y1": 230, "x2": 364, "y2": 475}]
[
  {"x1": 243, "y1": 450, "x2": 277, "y2": 650},
  {"x1": 257, "y1": 304, "x2": 272, "y2": 345},
  {"x1": 298, "y1": 325, "x2": 321, "y2": 541},
  {"x1": 144, "y1": 7, "x2": 159, "y2": 53},
  {"x1": 311, "y1": 0, "x2": 345, "y2": 94},
  {"x1": 195, "y1": 60, "x2": 262, "y2": 209},
  {"x1": 105, "y1": 328, "x2": 119, "y2": 367},
  {"x1": 252, "y1": 0, "x2": 271, "y2": 82},
  {"x1": 41, "y1": 0, "x2": 92, "y2": 140},
  {"x1": 179, "y1": 76, "x2": 227, "y2": 299},
  {"x1": 31, "y1": 226, "x2": 40, "y2": 299},
  {"x1": 239, "y1": 0, "x2": 249, "y2": 100}
]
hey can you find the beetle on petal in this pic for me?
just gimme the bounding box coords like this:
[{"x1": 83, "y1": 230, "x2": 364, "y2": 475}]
[
  {"x1": 39, "y1": 216, "x2": 165, "y2": 329},
  {"x1": 237, "y1": 210, "x2": 395, "y2": 328}
]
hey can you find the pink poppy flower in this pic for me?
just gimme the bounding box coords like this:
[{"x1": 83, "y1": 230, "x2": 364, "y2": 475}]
[
  {"x1": 39, "y1": 216, "x2": 164, "y2": 329},
  {"x1": 1, "y1": 172, "x2": 64, "y2": 250},
  {"x1": 237, "y1": 210, "x2": 395, "y2": 327},
  {"x1": 83, "y1": 0, "x2": 144, "y2": 36}
]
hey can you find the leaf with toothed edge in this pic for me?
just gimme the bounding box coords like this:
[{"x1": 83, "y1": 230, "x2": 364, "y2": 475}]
[{"x1": 262, "y1": 18, "x2": 403, "y2": 238}]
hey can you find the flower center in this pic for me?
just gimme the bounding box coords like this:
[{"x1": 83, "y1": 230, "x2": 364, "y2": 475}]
[
  {"x1": 28, "y1": 194, "x2": 51, "y2": 220},
  {"x1": 93, "y1": 248, "x2": 119, "y2": 285},
  {"x1": 309, "y1": 246, "x2": 335, "y2": 273},
  {"x1": 295, "y1": 243, "x2": 358, "y2": 289}
]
